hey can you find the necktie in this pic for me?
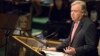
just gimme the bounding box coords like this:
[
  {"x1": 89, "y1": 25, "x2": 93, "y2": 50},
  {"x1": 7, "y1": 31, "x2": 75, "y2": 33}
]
[{"x1": 71, "y1": 22, "x2": 78, "y2": 42}]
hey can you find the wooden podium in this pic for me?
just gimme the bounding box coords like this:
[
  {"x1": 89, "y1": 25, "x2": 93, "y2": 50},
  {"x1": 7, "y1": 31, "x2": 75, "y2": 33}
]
[{"x1": 12, "y1": 36, "x2": 61, "y2": 56}]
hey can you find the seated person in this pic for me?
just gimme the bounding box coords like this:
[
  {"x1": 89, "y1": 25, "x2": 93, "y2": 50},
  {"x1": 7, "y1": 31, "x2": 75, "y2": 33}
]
[
  {"x1": 13, "y1": 14, "x2": 31, "y2": 36},
  {"x1": 45, "y1": 0, "x2": 71, "y2": 40},
  {"x1": 7, "y1": 14, "x2": 31, "y2": 56}
]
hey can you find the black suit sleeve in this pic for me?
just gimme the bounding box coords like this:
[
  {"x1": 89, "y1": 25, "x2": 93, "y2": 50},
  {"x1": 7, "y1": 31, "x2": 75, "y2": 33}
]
[
  {"x1": 56, "y1": 37, "x2": 70, "y2": 52},
  {"x1": 75, "y1": 23, "x2": 99, "y2": 55}
]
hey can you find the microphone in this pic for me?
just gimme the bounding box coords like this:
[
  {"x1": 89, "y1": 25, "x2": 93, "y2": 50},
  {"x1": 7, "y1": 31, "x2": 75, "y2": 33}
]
[
  {"x1": 44, "y1": 32, "x2": 56, "y2": 39},
  {"x1": 32, "y1": 32, "x2": 57, "y2": 47},
  {"x1": 44, "y1": 32, "x2": 58, "y2": 40}
]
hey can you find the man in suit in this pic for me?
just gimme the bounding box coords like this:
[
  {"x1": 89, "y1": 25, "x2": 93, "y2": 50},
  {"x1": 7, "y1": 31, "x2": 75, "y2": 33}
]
[{"x1": 47, "y1": 1, "x2": 99, "y2": 56}]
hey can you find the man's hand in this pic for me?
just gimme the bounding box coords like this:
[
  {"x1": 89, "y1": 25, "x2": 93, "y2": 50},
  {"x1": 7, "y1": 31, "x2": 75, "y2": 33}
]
[
  {"x1": 63, "y1": 46, "x2": 76, "y2": 55},
  {"x1": 46, "y1": 47, "x2": 56, "y2": 51}
]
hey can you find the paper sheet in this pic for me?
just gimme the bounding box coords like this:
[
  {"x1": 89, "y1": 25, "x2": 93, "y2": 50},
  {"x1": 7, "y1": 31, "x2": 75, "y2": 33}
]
[{"x1": 42, "y1": 50, "x2": 69, "y2": 56}]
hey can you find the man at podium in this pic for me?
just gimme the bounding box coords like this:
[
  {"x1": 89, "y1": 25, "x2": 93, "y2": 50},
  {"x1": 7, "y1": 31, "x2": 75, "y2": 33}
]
[{"x1": 46, "y1": 1, "x2": 99, "y2": 56}]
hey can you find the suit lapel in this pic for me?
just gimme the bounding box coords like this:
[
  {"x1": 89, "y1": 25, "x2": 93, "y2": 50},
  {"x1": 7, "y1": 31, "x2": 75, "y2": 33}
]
[
  {"x1": 71, "y1": 17, "x2": 85, "y2": 45},
  {"x1": 74, "y1": 22, "x2": 83, "y2": 38}
]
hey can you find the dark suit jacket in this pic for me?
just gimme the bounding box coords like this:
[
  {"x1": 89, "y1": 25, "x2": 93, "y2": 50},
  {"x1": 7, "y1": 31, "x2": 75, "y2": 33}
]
[{"x1": 56, "y1": 16, "x2": 99, "y2": 56}]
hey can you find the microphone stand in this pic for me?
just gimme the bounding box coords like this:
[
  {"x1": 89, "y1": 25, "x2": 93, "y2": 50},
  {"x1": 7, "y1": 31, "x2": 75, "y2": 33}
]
[
  {"x1": 33, "y1": 35, "x2": 47, "y2": 47},
  {"x1": 5, "y1": 30, "x2": 10, "y2": 56},
  {"x1": 33, "y1": 32, "x2": 56, "y2": 48},
  {"x1": 1, "y1": 28, "x2": 14, "y2": 56}
]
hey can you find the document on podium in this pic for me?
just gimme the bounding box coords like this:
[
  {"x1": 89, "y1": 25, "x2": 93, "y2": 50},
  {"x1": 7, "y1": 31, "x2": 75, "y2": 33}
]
[{"x1": 42, "y1": 50, "x2": 69, "y2": 56}]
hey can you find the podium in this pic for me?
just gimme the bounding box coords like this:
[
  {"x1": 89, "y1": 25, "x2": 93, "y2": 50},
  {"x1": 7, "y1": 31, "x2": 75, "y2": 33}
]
[
  {"x1": 12, "y1": 36, "x2": 61, "y2": 56},
  {"x1": 12, "y1": 36, "x2": 43, "y2": 56}
]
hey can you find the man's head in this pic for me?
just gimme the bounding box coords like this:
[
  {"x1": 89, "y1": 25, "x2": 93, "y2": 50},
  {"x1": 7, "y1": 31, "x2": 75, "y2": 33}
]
[{"x1": 71, "y1": 1, "x2": 87, "y2": 22}]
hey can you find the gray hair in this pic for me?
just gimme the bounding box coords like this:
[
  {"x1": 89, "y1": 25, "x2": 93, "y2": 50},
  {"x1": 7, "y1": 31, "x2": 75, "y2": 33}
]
[{"x1": 71, "y1": 0, "x2": 87, "y2": 15}]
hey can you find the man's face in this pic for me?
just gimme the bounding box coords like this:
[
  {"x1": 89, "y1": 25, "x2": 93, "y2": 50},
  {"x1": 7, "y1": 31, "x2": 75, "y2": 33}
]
[{"x1": 71, "y1": 4, "x2": 84, "y2": 22}]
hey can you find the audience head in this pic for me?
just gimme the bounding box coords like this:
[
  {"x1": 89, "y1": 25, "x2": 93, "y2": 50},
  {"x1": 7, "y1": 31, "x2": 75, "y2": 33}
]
[{"x1": 15, "y1": 14, "x2": 30, "y2": 31}]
